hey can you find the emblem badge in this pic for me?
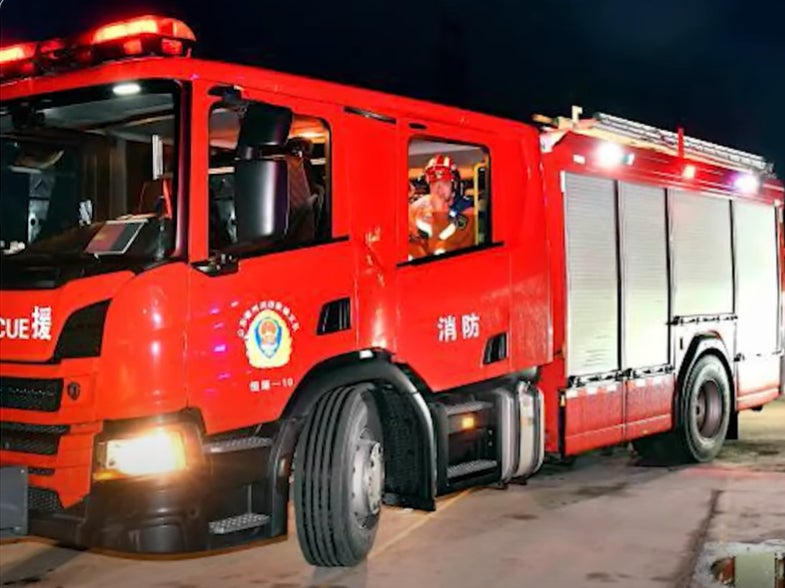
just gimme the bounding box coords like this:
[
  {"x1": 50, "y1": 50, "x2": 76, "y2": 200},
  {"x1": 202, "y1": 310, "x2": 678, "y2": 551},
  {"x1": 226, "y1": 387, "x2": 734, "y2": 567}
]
[{"x1": 237, "y1": 301, "x2": 300, "y2": 369}]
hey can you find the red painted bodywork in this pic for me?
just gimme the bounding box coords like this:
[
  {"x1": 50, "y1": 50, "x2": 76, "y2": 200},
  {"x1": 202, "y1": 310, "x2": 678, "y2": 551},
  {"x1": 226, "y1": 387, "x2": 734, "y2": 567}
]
[
  {"x1": 540, "y1": 132, "x2": 783, "y2": 454},
  {"x1": 1, "y1": 53, "x2": 783, "y2": 508}
]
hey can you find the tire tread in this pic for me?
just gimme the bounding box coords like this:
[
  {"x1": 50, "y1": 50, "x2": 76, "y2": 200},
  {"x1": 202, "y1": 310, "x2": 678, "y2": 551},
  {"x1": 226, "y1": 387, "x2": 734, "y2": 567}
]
[{"x1": 294, "y1": 384, "x2": 376, "y2": 567}]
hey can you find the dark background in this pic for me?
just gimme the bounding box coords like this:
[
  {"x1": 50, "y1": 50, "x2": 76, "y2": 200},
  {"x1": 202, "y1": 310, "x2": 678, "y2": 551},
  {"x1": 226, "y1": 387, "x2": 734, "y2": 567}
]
[{"x1": 2, "y1": 0, "x2": 784, "y2": 176}]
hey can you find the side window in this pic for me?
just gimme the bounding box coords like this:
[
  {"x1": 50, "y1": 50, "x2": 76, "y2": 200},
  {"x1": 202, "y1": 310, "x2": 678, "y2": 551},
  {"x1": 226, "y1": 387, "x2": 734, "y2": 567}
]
[
  {"x1": 207, "y1": 101, "x2": 331, "y2": 253},
  {"x1": 407, "y1": 138, "x2": 490, "y2": 260}
]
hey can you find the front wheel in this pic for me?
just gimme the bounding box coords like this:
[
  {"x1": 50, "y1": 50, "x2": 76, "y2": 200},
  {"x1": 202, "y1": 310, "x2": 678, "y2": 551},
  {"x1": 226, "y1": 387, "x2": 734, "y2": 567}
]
[
  {"x1": 633, "y1": 354, "x2": 732, "y2": 465},
  {"x1": 293, "y1": 384, "x2": 384, "y2": 567}
]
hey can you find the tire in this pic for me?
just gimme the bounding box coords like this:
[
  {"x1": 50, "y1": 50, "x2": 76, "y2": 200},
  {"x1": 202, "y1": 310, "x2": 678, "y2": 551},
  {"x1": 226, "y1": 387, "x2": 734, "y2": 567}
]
[
  {"x1": 633, "y1": 354, "x2": 731, "y2": 465},
  {"x1": 293, "y1": 383, "x2": 384, "y2": 567}
]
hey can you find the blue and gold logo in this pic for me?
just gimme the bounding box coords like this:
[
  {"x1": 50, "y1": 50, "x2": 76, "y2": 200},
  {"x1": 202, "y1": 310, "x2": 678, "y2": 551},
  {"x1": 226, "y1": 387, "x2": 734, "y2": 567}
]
[{"x1": 237, "y1": 301, "x2": 300, "y2": 369}]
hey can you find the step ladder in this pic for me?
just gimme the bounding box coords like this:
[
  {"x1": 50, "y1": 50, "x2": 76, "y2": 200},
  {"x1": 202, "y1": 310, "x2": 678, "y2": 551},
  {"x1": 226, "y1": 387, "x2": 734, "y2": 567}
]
[
  {"x1": 430, "y1": 399, "x2": 501, "y2": 493},
  {"x1": 209, "y1": 512, "x2": 269, "y2": 535},
  {"x1": 203, "y1": 434, "x2": 273, "y2": 537}
]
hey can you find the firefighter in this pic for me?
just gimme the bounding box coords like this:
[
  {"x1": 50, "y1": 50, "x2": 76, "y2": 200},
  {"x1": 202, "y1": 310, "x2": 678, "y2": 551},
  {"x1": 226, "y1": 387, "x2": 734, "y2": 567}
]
[{"x1": 408, "y1": 154, "x2": 476, "y2": 258}]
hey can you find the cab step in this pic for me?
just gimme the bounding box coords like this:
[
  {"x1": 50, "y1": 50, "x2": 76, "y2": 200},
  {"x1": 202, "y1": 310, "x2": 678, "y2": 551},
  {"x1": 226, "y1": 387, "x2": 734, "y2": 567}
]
[
  {"x1": 429, "y1": 396, "x2": 501, "y2": 494},
  {"x1": 208, "y1": 512, "x2": 269, "y2": 535},
  {"x1": 444, "y1": 401, "x2": 493, "y2": 416},
  {"x1": 204, "y1": 436, "x2": 272, "y2": 455},
  {"x1": 447, "y1": 459, "x2": 498, "y2": 479}
]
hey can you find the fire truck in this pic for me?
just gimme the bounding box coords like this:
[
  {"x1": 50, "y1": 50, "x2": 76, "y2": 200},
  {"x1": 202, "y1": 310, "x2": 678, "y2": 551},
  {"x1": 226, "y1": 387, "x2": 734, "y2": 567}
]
[{"x1": 0, "y1": 15, "x2": 782, "y2": 567}]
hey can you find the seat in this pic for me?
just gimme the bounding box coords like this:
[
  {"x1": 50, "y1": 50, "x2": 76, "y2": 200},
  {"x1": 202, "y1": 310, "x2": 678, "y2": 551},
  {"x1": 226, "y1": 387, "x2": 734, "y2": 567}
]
[
  {"x1": 135, "y1": 176, "x2": 173, "y2": 218},
  {"x1": 282, "y1": 152, "x2": 316, "y2": 246},
  {"x1": 286, "y1": 137, "x2": 328, "y2": 239}
]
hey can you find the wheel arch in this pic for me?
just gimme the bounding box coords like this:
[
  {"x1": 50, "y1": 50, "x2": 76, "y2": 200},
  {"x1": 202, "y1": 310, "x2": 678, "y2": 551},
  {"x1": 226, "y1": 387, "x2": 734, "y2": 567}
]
[
  {"x1": 278, "y1": 349, "x2": 437, "y2": 510},
  {"x1": 675, "y1": 333, "x2": 735, "y2": 423}
]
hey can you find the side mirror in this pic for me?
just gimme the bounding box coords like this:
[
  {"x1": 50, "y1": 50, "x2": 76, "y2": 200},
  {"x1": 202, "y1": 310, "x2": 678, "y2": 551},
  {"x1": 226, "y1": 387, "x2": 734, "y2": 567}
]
[
  {"x1": 234, "y1": 158, "x2": 288, "y2": 242},
  {"x1": 231, "y1": 101, "x2": 293, "y2": 243},
  {"x1": 238, "y1": 102, "x2": 292, "y2": 148}
]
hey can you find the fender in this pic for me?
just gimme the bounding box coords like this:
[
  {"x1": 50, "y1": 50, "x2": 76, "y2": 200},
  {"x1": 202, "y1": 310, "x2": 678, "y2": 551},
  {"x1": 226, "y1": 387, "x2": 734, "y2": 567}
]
[
  {"x1": 674, "y1": 333, "x2": 735, "y2": 423},
  {"x1": 279, "y1": 350, "x2": 437, "y2": 511}
]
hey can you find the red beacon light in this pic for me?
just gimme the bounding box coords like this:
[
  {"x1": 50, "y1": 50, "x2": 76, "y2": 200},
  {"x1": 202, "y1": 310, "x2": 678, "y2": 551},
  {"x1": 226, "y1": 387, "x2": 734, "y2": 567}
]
[
  {"x1": 0, "y1": 43, "x2": 36, "y2": 63},
  {"x1": 0, "y1": 42, "x2": 38, "y2": 79},
  {"x1": 76, "y1": 15, "x2": 196, "y2": 61},
  {"x1": 0, "y1": 15, "x2": 195, "y2": 82}
]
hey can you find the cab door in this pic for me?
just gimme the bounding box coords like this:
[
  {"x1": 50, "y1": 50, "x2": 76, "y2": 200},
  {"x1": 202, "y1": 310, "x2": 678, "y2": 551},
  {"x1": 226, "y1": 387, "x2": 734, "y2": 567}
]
[
  {"x1": 395, "y1": 123, "x2": 511, "y2": 391},
  {"x1": 186, "y1": 81, "x2": 355, "y2": 434}
]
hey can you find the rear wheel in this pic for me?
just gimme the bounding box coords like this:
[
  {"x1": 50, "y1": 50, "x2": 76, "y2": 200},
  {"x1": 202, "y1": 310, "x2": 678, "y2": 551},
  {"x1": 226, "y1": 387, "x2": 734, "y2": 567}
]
[
  {"x1": 293, "y1": 384, "x2": 384, "y2": 567},
  {"x1": 633, "y1": 354, "x2": 731, "y2": 465}
]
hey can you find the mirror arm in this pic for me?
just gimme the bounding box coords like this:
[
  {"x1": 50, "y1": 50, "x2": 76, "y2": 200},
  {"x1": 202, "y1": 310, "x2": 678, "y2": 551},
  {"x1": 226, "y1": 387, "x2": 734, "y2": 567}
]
[{"x1": 191, "y1": 250, "x2": 238, "y2": 277}]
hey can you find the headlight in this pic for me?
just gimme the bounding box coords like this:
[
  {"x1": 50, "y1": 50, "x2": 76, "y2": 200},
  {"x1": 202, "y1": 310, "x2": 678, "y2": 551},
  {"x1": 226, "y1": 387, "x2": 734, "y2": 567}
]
[{"x1": 93, "y1": 425, "x2": 200, "y2": 481}]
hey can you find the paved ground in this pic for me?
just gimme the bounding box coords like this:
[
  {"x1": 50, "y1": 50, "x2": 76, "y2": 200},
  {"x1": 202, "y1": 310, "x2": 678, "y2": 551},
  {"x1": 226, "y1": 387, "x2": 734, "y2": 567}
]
[{"x1": 1, "y1": 399, "x2": 783, "y2": 588}]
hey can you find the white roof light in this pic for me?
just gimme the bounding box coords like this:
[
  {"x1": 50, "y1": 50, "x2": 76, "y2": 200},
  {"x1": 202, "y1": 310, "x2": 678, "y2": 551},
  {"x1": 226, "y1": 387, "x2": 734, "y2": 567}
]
[
  {"x1": 113, "y1": 82, "x2": 141, "y2": 96},
  {"x1": 596, "y1": 142, "x2": 624, "y2": 168},
  {"x1": 734, "y1": 173, "x2": 759, "y2": 194}
]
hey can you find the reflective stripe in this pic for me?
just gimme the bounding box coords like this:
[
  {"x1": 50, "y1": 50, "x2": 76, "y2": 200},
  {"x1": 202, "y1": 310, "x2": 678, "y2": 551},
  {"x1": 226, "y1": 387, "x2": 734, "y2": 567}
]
[
  {"x1": 415, "y1": 219, "x2": 432, "y2": 237},
  {"x1": 438, "y1": 223, "x2": 457, "y2": 241}
]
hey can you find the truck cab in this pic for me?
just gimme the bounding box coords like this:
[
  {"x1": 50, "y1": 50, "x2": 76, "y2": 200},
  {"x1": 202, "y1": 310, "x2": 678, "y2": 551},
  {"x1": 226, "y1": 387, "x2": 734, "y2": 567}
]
[{"x1": 0, "y1": 14, "x2": 550, "y2": 560}]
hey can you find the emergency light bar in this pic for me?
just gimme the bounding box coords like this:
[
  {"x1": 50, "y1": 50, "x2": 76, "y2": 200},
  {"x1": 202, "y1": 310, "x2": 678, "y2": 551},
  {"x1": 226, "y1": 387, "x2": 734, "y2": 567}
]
[
  {"x1": 91, "y1": 16, "x2": 195, "y2": 44},
  {"x1": 0, "y1": 15, "x2": 196, "y2": 82},
  {"x1": 0, "y1": 43, "x2": 36, "y2": 63}
]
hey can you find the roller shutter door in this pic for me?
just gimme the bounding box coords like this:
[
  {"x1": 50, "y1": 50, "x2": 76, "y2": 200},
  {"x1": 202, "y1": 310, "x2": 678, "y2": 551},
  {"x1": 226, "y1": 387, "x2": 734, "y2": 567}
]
[
  {"x1": 564, "y1": 173, "x2": 619, "y2": 376},
  {"x1": 735, "y1": 202, "x2": 779, "y2": 354},
  {"x1": 619, "y1": 182, "x2": 669, "y2": 369},
  {"x1": 670, "y1": 191, "x2": 733, "y2": 317}
]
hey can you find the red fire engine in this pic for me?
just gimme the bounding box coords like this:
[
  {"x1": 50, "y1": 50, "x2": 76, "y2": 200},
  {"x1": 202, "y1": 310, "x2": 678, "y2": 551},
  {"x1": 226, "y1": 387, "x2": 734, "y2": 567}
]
[{"x1": 0, "y1": 16, "x2": 782, "y2": 567}]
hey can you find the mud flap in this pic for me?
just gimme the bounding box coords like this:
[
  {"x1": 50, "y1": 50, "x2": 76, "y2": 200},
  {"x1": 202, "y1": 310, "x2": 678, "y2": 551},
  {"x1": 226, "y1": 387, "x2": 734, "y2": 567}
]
[
  {"x1": 0, "y1": 465, "x2": 28, "y2": 538},
  {"x1": 374, "y1": 389, "x2": 436, "y2": 511}
]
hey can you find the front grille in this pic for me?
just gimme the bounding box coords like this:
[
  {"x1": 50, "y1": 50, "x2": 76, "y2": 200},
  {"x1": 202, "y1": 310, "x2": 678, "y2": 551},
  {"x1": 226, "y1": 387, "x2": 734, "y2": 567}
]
[
  {"x1": 28, "y1": 487, "x2": 63, "y2": 513},
  {"x1": 0, "y1": 422, "x2": 69, "y2": 455},
  {"x1": 0, "y1": 377, "x2": 63, "y2": 412}
]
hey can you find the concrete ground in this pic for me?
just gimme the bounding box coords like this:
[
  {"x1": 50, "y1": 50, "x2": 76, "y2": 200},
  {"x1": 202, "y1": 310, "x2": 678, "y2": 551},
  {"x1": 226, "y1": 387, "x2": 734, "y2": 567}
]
[{"x1": 1, "y1": 399, "x2": 783, "y2": 588}]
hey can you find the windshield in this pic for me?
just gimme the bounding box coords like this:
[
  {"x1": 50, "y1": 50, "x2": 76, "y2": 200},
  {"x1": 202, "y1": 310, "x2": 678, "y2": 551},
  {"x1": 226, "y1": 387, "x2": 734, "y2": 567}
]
[{"x1": 0, "y1": 80, "x2": 181, "y2": 265}]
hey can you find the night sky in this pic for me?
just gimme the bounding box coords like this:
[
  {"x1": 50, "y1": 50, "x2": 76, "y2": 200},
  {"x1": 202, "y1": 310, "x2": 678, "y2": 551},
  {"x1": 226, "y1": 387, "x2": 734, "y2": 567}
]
[{"x1": 2, "y1": 0, "x2": 784, "y2": 177}]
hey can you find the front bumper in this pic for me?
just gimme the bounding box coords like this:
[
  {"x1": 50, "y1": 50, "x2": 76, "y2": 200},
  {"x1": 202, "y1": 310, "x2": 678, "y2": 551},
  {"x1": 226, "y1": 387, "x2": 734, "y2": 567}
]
[
  {"x1": 30, "y1": 472, "x2": 211, "y2": 553},
  {"x1": 0, "y1": 461, "x2": 210, "y2": 553},
  {"x1": 0, "y1": 419, "x2": 293, "y2": 554}
]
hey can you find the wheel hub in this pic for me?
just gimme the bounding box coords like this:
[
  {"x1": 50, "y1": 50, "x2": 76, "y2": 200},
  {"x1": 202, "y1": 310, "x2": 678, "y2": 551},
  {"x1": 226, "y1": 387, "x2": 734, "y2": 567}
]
[
  {"x1": 351, "y1": 437, "x2": 384, "y2": 524},
  {"x1": 365, "y1": 442, "x2": 383, "y2": 514},
  {"x1": 695, "y1": 380, "x2": 722, "y2": 439}
]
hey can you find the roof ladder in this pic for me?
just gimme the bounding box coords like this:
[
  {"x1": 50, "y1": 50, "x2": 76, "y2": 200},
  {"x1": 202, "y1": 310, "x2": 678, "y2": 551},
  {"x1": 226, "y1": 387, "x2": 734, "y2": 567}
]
[
  {"x1": 534, "y1": 107, "x2": 774, "y2": 176},
  {"x1": 591, "y1": 112, "x2": 773, "y2": 175}
]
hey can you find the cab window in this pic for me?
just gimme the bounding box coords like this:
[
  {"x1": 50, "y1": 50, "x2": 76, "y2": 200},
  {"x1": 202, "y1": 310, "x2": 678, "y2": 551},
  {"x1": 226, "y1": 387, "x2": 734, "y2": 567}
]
[
  {"x1": 407, "y1": 137, "x2": 489, "y2": 261},
  {"x1": 207, "y1": 102, "x2": 331, "y2": 253}
]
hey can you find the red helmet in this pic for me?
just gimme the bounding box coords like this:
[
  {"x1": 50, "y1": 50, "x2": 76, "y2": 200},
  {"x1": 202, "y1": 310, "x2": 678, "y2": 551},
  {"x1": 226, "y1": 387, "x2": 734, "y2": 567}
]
[{"x1": 424, "y1": 154, "x2": 457, "y2": 184}]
